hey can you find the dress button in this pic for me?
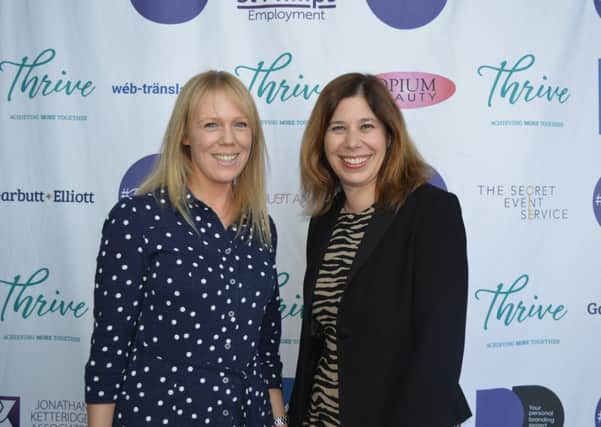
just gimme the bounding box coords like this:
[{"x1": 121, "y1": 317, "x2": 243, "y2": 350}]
[
  {"x1": 228, "y1": 311, "x2": 235, "y2": 317},
  {"x1": 222, "y1": 377, "x2": 229, "y2": 384},
  {"x1": 222, "y1": 409, "x2": 229, "y2": 416},
  {"x1": 229, "y1": 278, "x2": 236, "y2": 285},
  {"x1": 225, "y1": 248, "x2": 231, "y2": 255}
]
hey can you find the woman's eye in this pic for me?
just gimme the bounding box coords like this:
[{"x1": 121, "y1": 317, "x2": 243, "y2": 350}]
[
  {"x1": 234, "y1": 121, "x2": 249, "y2": 129},
  {"x1": 360, "y1": 123, "x2": 375, "y2": 130},
  {"x1": 329, "y1": 125, "x2": 345, "y2": 133},
  {"x1": 204, "y1": 122, "x2": 218, "y2": 129}
]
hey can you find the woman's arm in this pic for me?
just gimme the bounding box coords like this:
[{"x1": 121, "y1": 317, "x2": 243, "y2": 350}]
[
  {"x1": 85, "y1": 199, "x2": 147, "y2": 416},
  {"x1": 395, "y1": 192, "x2": 470, "y2": 424},
  {"x1": 260, "y1": 219, "x2": 287, "y2": 425},
  {"x1": 269, "y1": 388, "x2": 288, "y2": 425},
  {"x1": 87, "y1": 403, "x2": 116, "y2": 427}
]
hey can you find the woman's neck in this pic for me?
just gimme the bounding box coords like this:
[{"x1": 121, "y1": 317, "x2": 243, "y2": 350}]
[
  {"x1": 342, "y1": 185, "x2": 375, "y2": 213},
  {"x1": 188, "y1": 179, "x2": 236, "y2": 227}
]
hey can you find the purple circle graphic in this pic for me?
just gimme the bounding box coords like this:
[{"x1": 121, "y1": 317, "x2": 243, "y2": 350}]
[
  {"x1": 475, "y1": 388, "x2": 524, "y2": 427},
  {"x1": 119, "y1": 154, "x2": 160, "y2": 200},
  {"x1": 594, "y1": 177, "x2": 601, "y2": 227},
  {"x1": 595, "y1": 0, "x2": 601, "y2": 18},
  {"x1": 595, "y1": 397, "x2": 601, "y2": 427},
  {"x1": 428, "y1": 167, "x2": 447, "y2": 191},
  {"x1": 131, "y1": 0, "x2": 208, "y2": 24},
  {"x1": 367, "y1": 0, "x2": 447, "y2": 30}
]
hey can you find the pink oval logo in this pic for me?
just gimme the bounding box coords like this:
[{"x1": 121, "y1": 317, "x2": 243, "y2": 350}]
[{"x1": 377, "y1": 72, "x2": 456, "y2": 109}]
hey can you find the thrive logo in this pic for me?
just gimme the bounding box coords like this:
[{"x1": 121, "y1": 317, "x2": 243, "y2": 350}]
[
  {"x1": 0, "y1": 268, "x2": 88, "y2": 321},
  {"x1": 238, "y1": 0, "x2": 336, "y2": 22},
  {"x1": 119, "y1": 154, "x2": 159, "y2": 199},
  {"x1": 131, "y1": 0, "x2": 208, "y2": 24},
  {"x1": 477, "y1": 54, "x2": 570, "y2": 108},
  {"x1": 0, "y1": 48, "x2": 95, "y2": 102},
  {"x1": 0, "y1": 396, "x2": 20, "y2": 426},
  {"x1": 594, "y1": 177, "x2": 601, "y2": 227},
  {"x1": 377, "y1": 72, "x2": 455, "y2": 109},
  {"x1": 234, "y1": 52, "x2": 320, "y2": 104},
  {"x1": 477, "y1": 386, "x2": 564, "y2": 426},
  {"x1": 367, "y1": 0, "x2": 447, "y2": 29},
  {"x1": 474, "y1": 274, "x2": 567, "y2": 331},
  {"x1": 277, "y1": 272, "x2": 302, "y2": 320},
  {"x1": 277, "y1": 272, "x2": 302, "y2": 346}
]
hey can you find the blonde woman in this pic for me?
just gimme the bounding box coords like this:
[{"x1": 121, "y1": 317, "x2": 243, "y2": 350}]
[{"x1": 85, "y1": 71, "x2": 287, "y2": 427}]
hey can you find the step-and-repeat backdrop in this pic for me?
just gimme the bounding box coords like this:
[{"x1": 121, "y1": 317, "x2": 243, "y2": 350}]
[{"x1": 1, "y1": 1, "x2": 600, "y2": 426}]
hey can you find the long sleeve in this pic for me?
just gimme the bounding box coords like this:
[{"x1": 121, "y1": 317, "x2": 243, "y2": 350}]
[
  {"x1": 395, "y1": 192, "x2": 470, "y2": 425},
  {"x1": 85, "y1": 199, "x2": 147, "y2": 403},
  {"x1": 287, "y1": 216, "x2": 317, "y2": 426},
  {"x1": 258, "y1": 218, "x2": 283, "y2": 389}
]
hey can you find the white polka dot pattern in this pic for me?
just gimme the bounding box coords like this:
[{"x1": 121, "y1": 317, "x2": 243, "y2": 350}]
[{"x1": 84, "y1": 191, "x2": 282, "y2": 426}]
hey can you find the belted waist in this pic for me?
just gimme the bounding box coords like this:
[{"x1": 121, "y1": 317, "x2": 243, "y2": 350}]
[
  {"x1": 134, "y1": 346, "x2": 260, "y2": 382},
  {"x1": 130, "y1": 347, "x2": 272, "y2": 426}
]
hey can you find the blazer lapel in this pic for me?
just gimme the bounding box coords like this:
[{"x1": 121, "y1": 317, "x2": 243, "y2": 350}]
[{"x1": 346, "y1": 207, "x2": 396, "y2": 285}]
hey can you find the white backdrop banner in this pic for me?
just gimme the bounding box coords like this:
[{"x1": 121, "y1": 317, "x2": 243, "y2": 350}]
[{"x1": 1, "y1": 1, "x2": 600, "y2": 426}]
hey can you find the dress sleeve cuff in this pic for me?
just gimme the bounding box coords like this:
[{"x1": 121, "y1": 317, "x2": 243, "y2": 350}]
[
  {"x1": 84, "y1": 370, "x2": 123, "y2": 403},
  {"x1": 262, "y1": 359, "x2": 283, "y2": 389}
]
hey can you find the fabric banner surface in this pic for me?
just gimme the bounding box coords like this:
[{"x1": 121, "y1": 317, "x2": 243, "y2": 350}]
[{"x1": 1, "y1": 1, "x2": 600, "y2": 426}]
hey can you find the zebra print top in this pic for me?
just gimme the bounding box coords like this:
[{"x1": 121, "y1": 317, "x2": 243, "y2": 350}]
[{"x1": 303, "y1": 206, "x2": 374, "y2": 427}]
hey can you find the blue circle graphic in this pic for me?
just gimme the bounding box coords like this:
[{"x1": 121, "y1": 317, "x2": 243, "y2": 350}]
[
  {"x1": 118, "y1": 154, "x2": 160, "y2": 200},
  {"x1": 282, "y1": 378, "x2": 294, "y2": 405},
  {"x1": 131, "y1": 0, "x2": 208, "y2": 24},
  {"x1": 428, "y1": 167, "x2": 447, "y2": 191},
  {"x1": 593, "y1": 177, "x2": 601, "y2": 227},
  {"x1": 367, "y1": 0, "x2": 447, "y2": 29}
]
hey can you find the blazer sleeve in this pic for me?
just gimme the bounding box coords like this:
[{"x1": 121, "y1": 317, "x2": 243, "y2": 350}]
[
  {"x1": 287, "y1": 217, "x2": 317, "y2": 426},
  {"x1": 396, "y1": 192, "x2": 470, "y2": 425}
]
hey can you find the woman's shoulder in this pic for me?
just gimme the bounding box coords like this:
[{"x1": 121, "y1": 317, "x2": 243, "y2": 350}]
[
  {"x1": 104, "y1": 191, "x2": 165, "y2": 223},
  {"x1": 410, "y1": 183, "x2": 460, "y2": 207},
  {"x1": 113, "y1": 191, "x2": 161, "y2": 209},
  {"x1": 406, "y1": 183, "x2": 464, "y2": 231}
]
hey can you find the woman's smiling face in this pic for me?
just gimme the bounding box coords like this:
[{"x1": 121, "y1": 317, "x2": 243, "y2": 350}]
[
  {"x1": 183, "y1": 89, "x2": 252, "y2": 193},
  {"x1": 324, "y1": 95, "x2": 387, "y2": 196}
]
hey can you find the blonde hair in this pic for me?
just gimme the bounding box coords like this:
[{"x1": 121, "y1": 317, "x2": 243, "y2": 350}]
[
  {"x1": 300, "y1": 73, "x2": 430, "y2": 216},
  {"x1": 138, "y1": 70, "x2": 271, "y2": 244}
]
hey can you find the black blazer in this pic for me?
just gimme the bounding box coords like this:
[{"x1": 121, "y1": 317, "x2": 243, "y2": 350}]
[{"x1": 288, "y1": 184, "x2": 472, "y2": 427}]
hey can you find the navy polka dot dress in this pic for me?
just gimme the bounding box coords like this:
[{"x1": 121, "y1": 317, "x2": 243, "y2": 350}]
[{"x1": 85, "y1": 190, "x2": 283, "y2": 426}]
